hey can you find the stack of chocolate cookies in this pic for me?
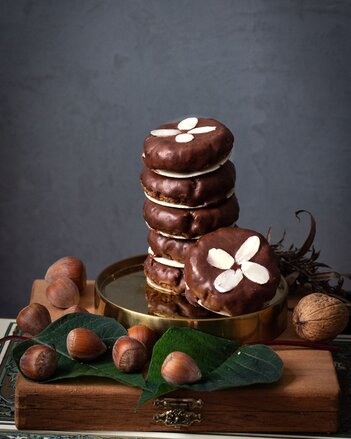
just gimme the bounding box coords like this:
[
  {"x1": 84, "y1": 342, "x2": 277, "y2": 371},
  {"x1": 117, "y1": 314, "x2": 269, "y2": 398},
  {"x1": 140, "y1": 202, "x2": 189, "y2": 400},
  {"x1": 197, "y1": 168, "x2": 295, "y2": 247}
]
[{"x1": 141, "y1": 117, "x2": 239, "y2": 317}]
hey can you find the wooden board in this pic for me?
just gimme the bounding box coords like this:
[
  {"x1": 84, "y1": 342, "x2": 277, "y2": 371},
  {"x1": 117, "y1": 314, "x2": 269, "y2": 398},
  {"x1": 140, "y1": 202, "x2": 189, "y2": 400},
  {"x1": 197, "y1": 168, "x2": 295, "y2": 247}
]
[{"x1": 15, "y1": 280, "x2": 341, "y2": 433}]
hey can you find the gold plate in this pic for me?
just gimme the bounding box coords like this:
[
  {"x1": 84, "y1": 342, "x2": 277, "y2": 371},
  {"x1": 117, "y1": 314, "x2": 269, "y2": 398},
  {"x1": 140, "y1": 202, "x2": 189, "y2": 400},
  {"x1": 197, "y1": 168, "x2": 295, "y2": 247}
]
[{"x1": 95, "y1": 255, "x2": 288, "y2": 342}]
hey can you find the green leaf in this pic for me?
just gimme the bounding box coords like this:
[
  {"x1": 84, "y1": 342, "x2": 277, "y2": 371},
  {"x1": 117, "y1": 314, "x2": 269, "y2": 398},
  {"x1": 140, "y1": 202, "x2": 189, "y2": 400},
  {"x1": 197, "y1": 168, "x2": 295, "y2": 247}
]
[
  {"x1": 13, "y1": 315, "x2": 283, "y2": 405},
  {"x1": 190, "y1": 344, "x2": 284, "y2": 391},
  {"x1": 139, "y1": 327, "x2": 238, "y2": 405},
  {"x1": 13, "y1": 313, "x2": 146, "y2": 389},
  {"x1": 139, "y1": 327, "x2": 283, "y2": 405}
]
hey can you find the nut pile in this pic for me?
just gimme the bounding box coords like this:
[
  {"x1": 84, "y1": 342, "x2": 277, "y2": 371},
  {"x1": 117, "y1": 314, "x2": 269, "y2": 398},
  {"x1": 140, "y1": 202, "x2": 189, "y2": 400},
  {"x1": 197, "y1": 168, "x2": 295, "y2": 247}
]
[
  {"x1": 15, "y1": 255, "x2": 202, "y2": 385},
  {"x1": 45, "y1": 256, "x2": 87, "y2": 309},
  {"x1": 16, "y1": 256, "x2": 89, "y2": 337},
  {"x1": 16, "y1": 306, "x2": 201, "y2": 385}
]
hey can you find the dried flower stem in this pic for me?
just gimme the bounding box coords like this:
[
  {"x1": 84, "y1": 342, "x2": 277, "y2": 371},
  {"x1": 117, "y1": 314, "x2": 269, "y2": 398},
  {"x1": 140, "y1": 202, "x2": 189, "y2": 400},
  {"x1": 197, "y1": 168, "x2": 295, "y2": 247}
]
[
  {"x1": 270, "y1": 210, "x2": 351, "y2": 300},
  {"x1": 0, "y1": 335, "x2": 31, "y2": 345}
]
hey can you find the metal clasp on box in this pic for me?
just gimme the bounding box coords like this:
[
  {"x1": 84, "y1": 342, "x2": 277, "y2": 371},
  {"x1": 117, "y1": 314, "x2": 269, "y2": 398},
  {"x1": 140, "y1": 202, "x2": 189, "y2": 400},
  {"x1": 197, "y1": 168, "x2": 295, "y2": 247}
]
[{"x1": 153, "y1": 397, "x2": 203, "y2": 428}]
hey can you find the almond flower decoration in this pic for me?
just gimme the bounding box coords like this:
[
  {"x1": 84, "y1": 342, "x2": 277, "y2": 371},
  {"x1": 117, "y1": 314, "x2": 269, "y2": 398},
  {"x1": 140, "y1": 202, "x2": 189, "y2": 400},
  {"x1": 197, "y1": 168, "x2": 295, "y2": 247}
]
[
  {"x1": 150, "y1": 117, "x2": 216, "y2": 143},
  {"x1": 207, "y1": 236, "x2": 270, "y2": 293}
]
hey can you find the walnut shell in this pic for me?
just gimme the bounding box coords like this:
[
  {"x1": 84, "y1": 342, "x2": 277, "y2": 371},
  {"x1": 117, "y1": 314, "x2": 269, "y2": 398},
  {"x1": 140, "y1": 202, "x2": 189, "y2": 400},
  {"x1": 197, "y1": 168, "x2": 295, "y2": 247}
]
[{"x1": 292, "y1": 293, "x2": 349, "y2": 341}]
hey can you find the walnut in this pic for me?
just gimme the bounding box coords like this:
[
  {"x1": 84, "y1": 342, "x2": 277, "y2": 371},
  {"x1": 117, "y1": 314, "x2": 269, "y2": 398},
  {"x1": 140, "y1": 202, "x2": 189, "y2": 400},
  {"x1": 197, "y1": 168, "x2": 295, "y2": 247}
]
[{"x1": 292, "y1": 293, "x2": 349, "y2": 341}]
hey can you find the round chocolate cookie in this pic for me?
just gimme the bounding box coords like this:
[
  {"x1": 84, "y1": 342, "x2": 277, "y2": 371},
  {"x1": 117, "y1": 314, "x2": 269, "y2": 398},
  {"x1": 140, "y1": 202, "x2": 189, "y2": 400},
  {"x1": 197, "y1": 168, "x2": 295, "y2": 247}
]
[
  {"x1": 144, "y1": 195, "x2": 240, "y2": 239},
  {"x1": 184, "y1": 227, "x2": 281, "y2": 316},
  {"x1": 144, "y1": 255, "x2": 185, "y2": 295},
  {"x1": 148, "y1": 230, "x2": 196, "y2": 264},
  {"x1": 141, "y1": 160, "x2": 236, "y2": 209},
  {"x1": 145, "y1": 284, "x2": 213, "y2": 318},
  {"x1": 143, "y1": 117, "x2": 234, "y2": 174}
]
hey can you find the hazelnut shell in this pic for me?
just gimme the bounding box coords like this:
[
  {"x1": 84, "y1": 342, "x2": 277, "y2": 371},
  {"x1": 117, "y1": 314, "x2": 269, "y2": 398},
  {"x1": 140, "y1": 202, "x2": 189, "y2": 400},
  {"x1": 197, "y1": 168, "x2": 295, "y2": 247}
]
[
  {"x1": 45, "y1": 256, "x2": 87, "y2": 291},
  {"x1": 46, "y1": 277, "x2": 80, "y2": 309},
  {"x1": 127, "y1": 324, "x2": 158, "y2": 357},
  {"x1": 161, "y1": 351, "x2": 202, "y2": 385},
  {"x1": 66, "y1": 328, "x2": 107, "y2": 361},
  {"x1": 112, "y1": 336, "x2": 147, "y2": 373},
  {"x1": 20, "y1": 345, "x2": 57, "y2": 381},
  {"x1": 16, "y1": 303, "x2": 51, "y2": 336}
]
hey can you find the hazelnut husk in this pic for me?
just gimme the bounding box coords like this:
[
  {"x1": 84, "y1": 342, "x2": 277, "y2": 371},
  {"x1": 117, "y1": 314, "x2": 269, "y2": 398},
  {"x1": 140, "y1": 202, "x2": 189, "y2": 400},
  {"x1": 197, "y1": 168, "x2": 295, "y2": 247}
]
[
  {"x1": 161, "y1": 351, "x2": 202, "y2": 385},
  {"x1": 66, "y1": 328, "x2": 107, "y2": 361},
  {"x1": 45, "y1": 256, "x2": 87, "y2": 292},
  {"x1": 112, "y1": 336, "x2": 147, "y2": 373},
  {"x1": 292, "y1": 292, "x2": 349, "y2": 341},
  {"x1": 20, "y1": 345, "x2": 57, "y2": 381},
  {"x1": 127, "y1": 324, "x2": 158, "y2": 358},
  {"x1": 16, "y1": 303, "x2": 51, "y2": 336},
  {"x1": 46, "y1": 277, "x2": 80, "y2": 309}
]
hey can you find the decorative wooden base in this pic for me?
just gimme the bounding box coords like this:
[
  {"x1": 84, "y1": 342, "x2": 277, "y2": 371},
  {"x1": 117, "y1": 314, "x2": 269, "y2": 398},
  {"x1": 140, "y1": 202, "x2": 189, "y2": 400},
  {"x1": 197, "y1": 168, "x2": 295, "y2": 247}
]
[{"x1": 15, "y1": 280, "x2": 340, "y2": 433}]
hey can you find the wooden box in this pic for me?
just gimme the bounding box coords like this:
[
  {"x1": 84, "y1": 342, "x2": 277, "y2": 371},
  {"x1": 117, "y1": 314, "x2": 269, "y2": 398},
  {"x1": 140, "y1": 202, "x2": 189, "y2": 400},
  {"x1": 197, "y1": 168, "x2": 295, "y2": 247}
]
[{"x1": 15, "y1": 280, "x2": 341, "y2": 433}]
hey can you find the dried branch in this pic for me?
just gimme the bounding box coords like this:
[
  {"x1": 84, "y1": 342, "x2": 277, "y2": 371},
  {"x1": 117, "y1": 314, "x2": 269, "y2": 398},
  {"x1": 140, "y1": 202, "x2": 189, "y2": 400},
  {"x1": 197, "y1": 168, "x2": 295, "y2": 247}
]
[{"x1": 270, "y1": 210, "x2": 351, "y2": 300}]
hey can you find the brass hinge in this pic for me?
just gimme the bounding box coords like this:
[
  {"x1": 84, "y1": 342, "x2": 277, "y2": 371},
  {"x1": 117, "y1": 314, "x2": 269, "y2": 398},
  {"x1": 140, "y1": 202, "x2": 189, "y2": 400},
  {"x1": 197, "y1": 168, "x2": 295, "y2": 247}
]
[{"x1": 153, "y1": 397, "x2": 203, "y2": 428}]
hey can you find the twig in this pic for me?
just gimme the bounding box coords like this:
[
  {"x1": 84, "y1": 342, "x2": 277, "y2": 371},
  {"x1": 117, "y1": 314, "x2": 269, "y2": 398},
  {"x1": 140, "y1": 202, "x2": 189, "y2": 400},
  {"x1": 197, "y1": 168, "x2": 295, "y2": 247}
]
[{"x1": 270, "y1": 210, "x2": 351, "y2": 299}]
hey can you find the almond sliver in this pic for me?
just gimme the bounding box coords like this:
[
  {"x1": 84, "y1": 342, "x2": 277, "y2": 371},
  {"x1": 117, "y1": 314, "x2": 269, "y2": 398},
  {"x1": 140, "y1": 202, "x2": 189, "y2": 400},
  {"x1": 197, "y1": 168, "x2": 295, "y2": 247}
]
[
  {"x1": 214, "y1": 269, "x2": 243, "y2": 293},
  {"x1": 175, "y1": 133, "x2": 194, "y2": 143},
  {"x1": 188, "y1": 126, "x2": 216, "y2": 134},
  {"x1": 241, "y1": 261, "x2": 269, "y2": 284},
  {"x1": 150, "y1": 129, "x2": 181, "y2": 137},
  {"x1": 177, "y1": 117, "x2": 198, "y2": 131},
  {"x1": 207, "y1": 248, "x2": 234, "y2": 270},
  {"x1": 235, "y1": 236, "x2": 260, "y2": 265}
]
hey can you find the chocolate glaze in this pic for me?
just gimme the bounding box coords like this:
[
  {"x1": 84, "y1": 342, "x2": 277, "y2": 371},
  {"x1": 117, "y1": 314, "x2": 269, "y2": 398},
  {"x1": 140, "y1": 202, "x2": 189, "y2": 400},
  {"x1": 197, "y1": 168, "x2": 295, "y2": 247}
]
[
  {"x1": 144, "y1": 195, "x2": 240, "y2": 239},
  {"x1": 184, "y1": 227, "x2": 281, "y2": 316},
  {"x1": 143, "y1": 118, "x2": 234, "y2": 173},
  {"x1": 148, "y1": 230, "x2": 196, "y2": 264},
  {"x1": 141, "y1": 161, "x2": 236, "y2": 207},
  {"x1": 145, "y1": 284, "x2": 213, "y2": 318},
  {"x1": 143, "y1": 255, "x2": 185, "y2": 295}
]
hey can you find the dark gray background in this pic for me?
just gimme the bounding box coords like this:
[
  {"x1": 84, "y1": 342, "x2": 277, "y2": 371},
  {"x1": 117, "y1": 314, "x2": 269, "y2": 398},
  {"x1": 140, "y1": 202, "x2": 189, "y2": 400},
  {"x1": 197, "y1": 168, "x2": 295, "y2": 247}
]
[{"x1": 1, "y1": 0, "x2": 350, "y2": 318}]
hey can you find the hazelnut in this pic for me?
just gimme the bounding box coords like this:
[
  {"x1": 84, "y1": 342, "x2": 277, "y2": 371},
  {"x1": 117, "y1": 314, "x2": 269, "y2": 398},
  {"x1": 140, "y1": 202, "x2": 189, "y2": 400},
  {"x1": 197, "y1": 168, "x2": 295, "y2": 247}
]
[
  {"x1": 63, "y1": 305, "x2": 89, "y2": 315},
  {"x1": 112, "y1": 336, "x2": 147, "y2": 373},
  {"x1": 46, "y1": 277, "x2": 80, "y2": 309},
  {"x1": 16, "y1": 303, "x2": 51, "y2": 336},
  {"x1": 20, "y1": 345, "x2": 57, "y2": 381},
  {"x1": 292, "y1": 293, "x2": 349, "y2": 341},
  {"x1": 127, "y1": 324, "x2": 158, "y2": 358},
  {"x1": 161, "y1": 351, "x2": 202, "y2": 385},
  {"x1": 66, "y1": 328, "x2": 107, "y2": 361},
  {"x1": 45, "y1": 256, "x2": 87, "y2": 292}
]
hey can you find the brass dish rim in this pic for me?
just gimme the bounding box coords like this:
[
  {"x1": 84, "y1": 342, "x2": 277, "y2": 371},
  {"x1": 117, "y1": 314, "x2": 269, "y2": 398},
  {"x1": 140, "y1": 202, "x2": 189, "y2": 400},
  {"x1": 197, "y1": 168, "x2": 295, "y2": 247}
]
[{"x1": 95, "y1": 254, "x2": 288, "y2": 322}]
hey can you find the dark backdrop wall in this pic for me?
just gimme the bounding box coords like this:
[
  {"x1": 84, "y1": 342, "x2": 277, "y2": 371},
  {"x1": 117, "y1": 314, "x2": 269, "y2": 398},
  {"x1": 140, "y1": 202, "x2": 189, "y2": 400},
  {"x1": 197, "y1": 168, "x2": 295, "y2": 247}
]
[{"x1": 1, "y1": 0, "x2": 350, "y2": 317}]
